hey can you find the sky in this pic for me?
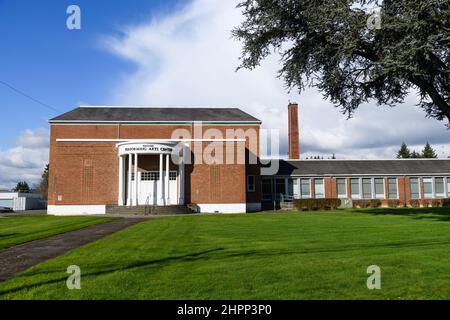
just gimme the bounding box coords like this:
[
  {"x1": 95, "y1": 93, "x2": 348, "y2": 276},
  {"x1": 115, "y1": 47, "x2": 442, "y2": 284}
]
[{"x1": 0, "y1": 0, "x2": 449, "y2": 190}]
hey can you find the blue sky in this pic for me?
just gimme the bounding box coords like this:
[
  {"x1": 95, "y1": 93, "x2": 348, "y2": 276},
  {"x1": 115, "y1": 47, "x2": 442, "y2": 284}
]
[
  {"x1": 0, "y1": 0, "x2": 449, "y2": 189},
  {"x1": 0, "y1": 0, "x2": 186, "y2": 149}
]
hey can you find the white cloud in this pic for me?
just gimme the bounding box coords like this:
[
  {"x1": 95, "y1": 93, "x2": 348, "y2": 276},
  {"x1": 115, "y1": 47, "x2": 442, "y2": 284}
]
[
  {"x1": 0, "y1": 128, "x2": 49, "y2": 190},
  {"x1": 103, "y1": 0, "x2": 450, "y2": 159}
]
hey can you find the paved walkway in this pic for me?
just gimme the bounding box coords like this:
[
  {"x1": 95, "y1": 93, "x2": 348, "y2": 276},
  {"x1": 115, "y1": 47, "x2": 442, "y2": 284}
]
[{"x1": 0, "y1": 218, "x2": 147, "y2": 282}]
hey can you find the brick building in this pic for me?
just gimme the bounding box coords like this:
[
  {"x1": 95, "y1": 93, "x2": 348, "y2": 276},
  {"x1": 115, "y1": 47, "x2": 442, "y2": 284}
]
[{"x1": 48, "y1": 104, "x2": 450, "y2": 215}]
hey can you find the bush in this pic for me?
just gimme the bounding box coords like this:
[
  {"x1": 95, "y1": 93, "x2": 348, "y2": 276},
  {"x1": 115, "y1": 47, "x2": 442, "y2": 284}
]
[
  {"x1": 388, "y1": 200, "x2": 400, "y2": 208},
  {"x1": 293, "y1": 198, "x2": 341, "y2": 211},
  {"x1": 409, "y1": 199, "x2": 420, "y2": 208},
  {"x1": 352, "y1": 199, "x2": 382, "y2": 208}
]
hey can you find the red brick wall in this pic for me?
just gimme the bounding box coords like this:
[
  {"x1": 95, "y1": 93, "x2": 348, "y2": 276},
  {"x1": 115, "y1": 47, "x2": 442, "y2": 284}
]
[{"x1": 48, "y1": 123, "x2": 261, "y2": 206}]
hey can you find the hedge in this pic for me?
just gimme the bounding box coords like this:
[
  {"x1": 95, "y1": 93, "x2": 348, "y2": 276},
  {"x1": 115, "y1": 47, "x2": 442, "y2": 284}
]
[{"x1": 293, "y1": 198, "x2": 341, "y2": 211}]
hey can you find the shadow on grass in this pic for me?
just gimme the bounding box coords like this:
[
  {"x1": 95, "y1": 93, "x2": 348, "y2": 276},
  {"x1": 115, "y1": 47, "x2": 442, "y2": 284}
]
[
  {"x1": 352, "y1": 207, "x2": 450, "y2": 222},
  {"x1": 0, "y1": 247, "x2": 226, "y2": 296},
  {"x1": 5, "y1": 234, "x2": 450, "y2": 297}
]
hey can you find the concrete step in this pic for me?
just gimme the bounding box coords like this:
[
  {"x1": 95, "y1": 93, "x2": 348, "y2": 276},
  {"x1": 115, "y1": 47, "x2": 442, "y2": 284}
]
[{"x1": 105, "y1": 205, "x2": 196, "y2": 216}]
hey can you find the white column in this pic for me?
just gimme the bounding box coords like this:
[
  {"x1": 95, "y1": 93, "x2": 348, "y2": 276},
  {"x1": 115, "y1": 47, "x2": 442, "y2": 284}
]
[
  {"x1": 165, "y1": 154, "x2": 170, "y2": 204},
  {"x1": 134, "y1": 153, "x2": 138, "y2": 206},
  {"x1": 158, "y1": 153, "x2": 164, "y2": 205},
  {"x1": 179, "y1": 148, "x2": 185, "y2": 205},
  {"x1": 127, "y1": 154, "x2": 132, "y2": 206},
  {"x1": 118, "y1": 155, "x2": 124, "y2": 206}
]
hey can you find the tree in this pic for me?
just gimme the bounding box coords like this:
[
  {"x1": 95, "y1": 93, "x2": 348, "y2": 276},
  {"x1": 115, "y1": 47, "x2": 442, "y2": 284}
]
[
  {"x1": 396, "y1": 142, "x2": 411, "y2": 159},
  {"x1": 422, "y1": 142, "x2": 438, "y2": 158},
  {"x1": 233, "y1": 1, "x2": 450, "y2": 126},
  {"x1": 13, "y1": 181, "x2": 30, "y2": 193},
  {"x1": 411, "y1": 150, "x2": 422, "y2": 158},
  {"x1": 37, "y1": 164, "x2": 49, "y2": 200}
]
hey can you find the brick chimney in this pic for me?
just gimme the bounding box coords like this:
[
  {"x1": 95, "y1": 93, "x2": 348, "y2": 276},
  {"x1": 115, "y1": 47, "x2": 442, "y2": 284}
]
[{"x1": 288, "y1": 102, "x2": 300, "y2": 159}]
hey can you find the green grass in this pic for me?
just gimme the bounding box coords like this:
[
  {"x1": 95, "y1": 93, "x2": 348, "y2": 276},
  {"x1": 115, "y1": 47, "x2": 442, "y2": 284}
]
[
  {"x1": 2, "y1": 208, "x2": 450, "y2": 299},
  {"x1": 0, "y1": 215, "x2": 115, "y2": 250}
]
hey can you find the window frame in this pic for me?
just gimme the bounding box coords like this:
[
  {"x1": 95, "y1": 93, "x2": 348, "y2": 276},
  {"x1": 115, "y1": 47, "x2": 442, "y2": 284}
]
[
  {"x1": 409, "y1": 177, "x2": 421, "y2": 199},
  {"x1": 336, "y1": 178, "x2": 347, "y2": 198},
  {"x1": 387, "y1": 177, "x2": 399, "y2": 200},
  {"x1": 247, "y1": 175, "x2": 256, "y2": 193},
  {"x1": 314, "y1": 178, "x2": 325, "y2": 199}
]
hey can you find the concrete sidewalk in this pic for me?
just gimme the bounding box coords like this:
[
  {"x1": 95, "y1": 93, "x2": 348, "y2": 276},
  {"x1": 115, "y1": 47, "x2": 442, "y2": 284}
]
[{"x1": 0, "y1": 218, "x2": 147, "y2": 282}]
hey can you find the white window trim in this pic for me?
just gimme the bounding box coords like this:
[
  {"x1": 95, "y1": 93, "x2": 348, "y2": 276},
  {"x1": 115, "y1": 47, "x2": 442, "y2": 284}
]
[
  {"x1": 300, "y1": 178, "x2": 311, "y2": 199},
  {"x1": 374, "y1": 177, "x2": 385, "y2": 199},
  {"x1": 434, "y1": 177, "x2": 445, "y2": 198},
  {"x1": 387, "y1": 177, "x2": 399, "y2": 200},
  {"x1": 409, "y1": 177, "x2": 421, "y2": 200},
  {"x1": 314, "y1": 178, "x2": 325, "y2": 199},
  {"x1": 423, "y1": 177, "x2": 433, "y2": 199},
  {"x1": 336, "y1": 178, "x2": 348, "y2": 198}
]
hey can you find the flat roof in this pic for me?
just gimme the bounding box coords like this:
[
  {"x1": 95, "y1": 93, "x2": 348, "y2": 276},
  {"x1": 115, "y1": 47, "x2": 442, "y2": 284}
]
[
  {"x1": 50, "y1": 106, "x2": 261, "y2": 124},
  {"x1": 264, "y1": 159, "x2": 450, "y2": 176}
]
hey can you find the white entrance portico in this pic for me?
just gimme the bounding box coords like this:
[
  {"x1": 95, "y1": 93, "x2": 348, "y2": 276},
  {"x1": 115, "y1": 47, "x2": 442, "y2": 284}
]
[{"x1": 117, "y1": 142, "x2": 185, "y2": 206}]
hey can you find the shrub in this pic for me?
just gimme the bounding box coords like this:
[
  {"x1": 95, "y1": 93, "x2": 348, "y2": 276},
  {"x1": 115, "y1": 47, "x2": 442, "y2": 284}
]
[
  {"x1": 442, "y1": 199, "x2": 450, "y2": 207},
  {"x1": 352, "y1": 199, "x2": 381, "y2": 208},
  {"x1": 409, "y1": 199, "x2": 420, "y2": 208},
  {"x1": 387, "y1": 200, "x2": 400, "y2": 208},
  {"x1": 293, "y1": 198, "x2": 341, "y2": 211}
]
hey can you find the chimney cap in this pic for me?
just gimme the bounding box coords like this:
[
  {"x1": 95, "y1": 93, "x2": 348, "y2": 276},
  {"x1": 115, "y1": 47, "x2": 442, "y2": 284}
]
[{"x1": 288, "y1": 101, "x2": 299, "y2": 106}]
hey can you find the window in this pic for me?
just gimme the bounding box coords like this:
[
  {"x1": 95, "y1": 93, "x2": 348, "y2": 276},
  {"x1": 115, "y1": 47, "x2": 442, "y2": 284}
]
[
  {"x1": 170, "y1": 171, "x2": 177, "y2": 181},
  {"x1": 314, "y1": 179, "x2": 324, "y2": 198},
  {"x1": 362, "y1": 178, "x2": 372, "y2": 199},
  {"x1": 374, "y1": 178, "x2": 385, "y2": 199},
  {"x1": 247, "y1": 175, "x2": 256, "y2": 192},
  {"x1": 410, "y1": 177, "x2": 420, "y2": 199},
  {"x1": 275, "y1": 178, "x2": 286, "y2": 199},
  {"x1": 447, "y1": 178, "x2": 450, "y2": 198},
  {"x1": 435, "y1": 177, "x2": 444, "y2": 198},
  {"x1": 388, "y1": 178, "x2": 398, "y2": 199},
  {"x1": 293, "y1": 179, "x2": 300, "y2": 199},
  {"x1": 423, "y1": 177, "x2": 433, "y2": 198},
  {"x1": 300, "y1": 178, "x2": 311, "y2": 199},
  {"x1": 262, "y1": 178, "x2": 272, "y2": 201},
  {"x1": 336, "y1": 178, "x2": 347, "y2": 198},
  {"x1": 141, "y1": 171, "x2": 160, "y2": 181},
  {"x1": 287, "y1": 179, "x2": 294, "y2": 197},
  {"x1": 350, "y1": 178, "x2": 360, "y2": 199}
]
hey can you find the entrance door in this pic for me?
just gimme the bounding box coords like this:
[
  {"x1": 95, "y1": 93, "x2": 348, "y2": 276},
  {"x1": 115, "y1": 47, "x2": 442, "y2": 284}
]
[
  {"x1": 139, "y1": 171, "x2": 159, "y2": 205},
  {"x1": 137, "y1": 171, "x2": 178, "y2": 205},
  {"x1": 168, "y1": 171, "x2": 178, "y2": 205}
]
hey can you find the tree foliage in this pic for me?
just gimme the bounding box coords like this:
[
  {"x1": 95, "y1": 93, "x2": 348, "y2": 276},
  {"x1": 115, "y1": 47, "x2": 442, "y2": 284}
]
[
  {"x1": 37, "y1": 164, "x2": 49, "y2": 200},
  {"x1": 396, "y1": 142, "x2": 411, "y2": 158},
  {"x1": 233, "y1": 0, "x2": 450, "y2": 125},
  {"x1": 395, "y1": 142, "x2": 438, "y2": 158},
  {"x1": 421, "y1": 142, "x2": 438, "y2": 158},
  {"x1": 13, "y1": 181, "x2": 30, "y2": 193}
]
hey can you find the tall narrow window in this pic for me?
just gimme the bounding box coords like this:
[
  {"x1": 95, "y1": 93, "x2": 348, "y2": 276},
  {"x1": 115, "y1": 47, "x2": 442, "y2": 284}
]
[
  {"x1": 275, "y1": 178, "x2": 286, "y2": 200},
  {"x1": 423, "y1": 177, "x2": 433, "y2": 198},
  {"x1": 435, "y1": 177, "x2": 444, "y2": 198},
  {"x1": 262, "y1": 178, "x2": 272, "y2": 201},
  {"x1": 300, "y1": 178, "x2": 311, "y2": 199},
  {"x1": 247, "y1": 175, "x2": 256, "y2": 192},
  {"x1": 410, "y1": 177, "x2": 420, "y2": 199},
  {"x1": 374, "y1": 178, "x2": 385, "y2": 199},
  {"x1": 350, "y1": 178, "x2": 360, "y2": 199},
  {"x1": 293, "y1": 178, "x2": 300, "y2": 199},
  {"x1": 336, "y1": 178, "x2": 347, "y2": 198},
  {"x1": 287, "y1": 179, "x2": 294, "y2": 197},
  {"x1": 447, "y1": 177, "x2": 450, "y2": 198},
  {"x1": 388, "y1": 178, "x2": 398, "y2": 199},
  {"x1": 314, "y1": 179, "x2": 324, "y2": 199},
  {"x1": 362, "y1": 178, "x2": 372, "y2": 199}
]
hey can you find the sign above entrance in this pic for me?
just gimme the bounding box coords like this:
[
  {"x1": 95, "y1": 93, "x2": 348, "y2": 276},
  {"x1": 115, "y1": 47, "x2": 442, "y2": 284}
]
[{"x1": 118, "y1": 142, "x2": 176, "y2": 155}]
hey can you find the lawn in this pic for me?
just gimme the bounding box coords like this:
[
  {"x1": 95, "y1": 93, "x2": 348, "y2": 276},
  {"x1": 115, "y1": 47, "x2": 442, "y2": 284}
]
[
  {"x1": 0, "y1": 215, "x2": 115, "y2": 250},
  {"x1": 2, "y1": 208, "x2": 450, "y2": 299}
]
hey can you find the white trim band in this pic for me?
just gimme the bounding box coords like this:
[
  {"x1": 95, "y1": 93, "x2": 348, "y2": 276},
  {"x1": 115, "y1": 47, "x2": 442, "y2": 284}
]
[{"x1": 47, "y1": 205, "x2": 106, "y2": 216}]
